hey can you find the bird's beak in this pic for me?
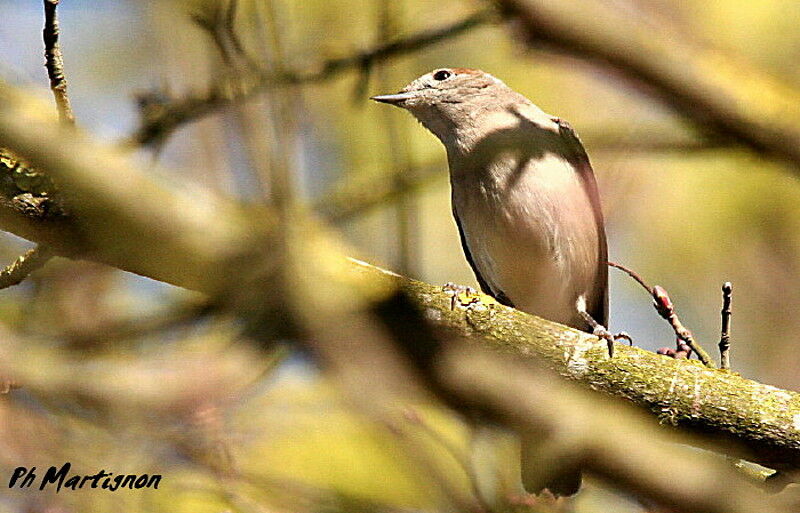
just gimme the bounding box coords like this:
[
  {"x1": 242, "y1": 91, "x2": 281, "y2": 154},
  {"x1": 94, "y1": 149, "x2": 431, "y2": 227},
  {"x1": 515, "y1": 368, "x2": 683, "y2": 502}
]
[{"x1": 370, "y1": 92, "x2": 416, "y2": 106}]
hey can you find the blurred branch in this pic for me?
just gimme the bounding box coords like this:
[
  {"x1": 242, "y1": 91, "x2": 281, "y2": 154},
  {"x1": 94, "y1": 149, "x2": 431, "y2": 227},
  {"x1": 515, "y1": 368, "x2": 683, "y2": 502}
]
[
  {"x1": 586, "y1": 133, "x2": 733, "y2": 154},
  {"x1": 493, "y1": 0, "x2": 800, "y2": 171},
  {"x1": 317, "y1": 130, "x2": 728, "y2": 225},
  {"x1": 69, "y1": 297, "x2": 214, "y2": 345},
  {"x1": 191, "y1": 0, "x2": 255, "y2": 70},
  {"x1": 438, "y1": 346, "x2": 786, "y2": 513},
  {"x1": 316, "y1": 161, "x2": 444, "y2": 223},
  {"x1": 4, "y1": 77, "x2": 800, "y2": 493},
  {"x1": 375, "y1": 1, "x2": 418, "y2": 276},
  {"x1": 130, "y1": 10, "x2": 494, "y2": 146},
  {"x1": 0, "y1": 245, "x2": 52, "y2": 289},
  {"x1": 0, "y1": 80, "x2": 255, "y2": 293},
  {"x1": 0, "y1": 0, "x2": 75, "y2": 290}
]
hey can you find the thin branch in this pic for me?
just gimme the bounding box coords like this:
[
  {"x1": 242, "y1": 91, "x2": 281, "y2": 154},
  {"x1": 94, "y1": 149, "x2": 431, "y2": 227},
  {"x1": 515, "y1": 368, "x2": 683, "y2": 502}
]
[
  {"x1": 0, "y1": 82, "x2": 253, "y2": 293},
  {"x1": 608, "y1": 260, "x2": 651, "y2": 291},
  {"x1": 130, "y1": 10, "x2": 494, "y2": 146},
  {"x1": 609, "y1": 261, "x2": 715, "y2": 366},
  {"x1": 191, "y1": 0, "x2": 256, "y2": 70},
  {"x1": 317, "y1": 133, "x2": 728, "y2": 224},
  {"x1": 652, "y1": 284, "x2": 715, "y2": 367},
  {"x1": 402, "y1": 408, "x2": 491, "y2": 510},
  {"x1": 43, "y1": 0, "x2": 75, "y2": 125},
  {"x1": 588, "y1": 135, "x2": 733, "y2": 154},
  {"x1": 317, "y1": 161, "x2": 444, "y2": 223},
  {"x1": 720, "y1": 281, "x2": 733, "y2": 370},
  {"x1": 224, "y1": 0, "x2": 247, "y2": 60}
]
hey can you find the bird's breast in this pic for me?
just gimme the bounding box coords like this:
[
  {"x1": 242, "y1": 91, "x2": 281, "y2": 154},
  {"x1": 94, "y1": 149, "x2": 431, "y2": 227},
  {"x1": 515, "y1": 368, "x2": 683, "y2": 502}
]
[{"x1": 452, "y1": 152, "x2": 602, "y2": 328}]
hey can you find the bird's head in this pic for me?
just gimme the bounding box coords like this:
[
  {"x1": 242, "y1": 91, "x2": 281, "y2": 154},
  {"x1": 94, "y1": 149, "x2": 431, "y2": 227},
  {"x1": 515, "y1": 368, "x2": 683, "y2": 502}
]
[{"x1": 371, "y1": 68, "x2": 521, "y2": 143}]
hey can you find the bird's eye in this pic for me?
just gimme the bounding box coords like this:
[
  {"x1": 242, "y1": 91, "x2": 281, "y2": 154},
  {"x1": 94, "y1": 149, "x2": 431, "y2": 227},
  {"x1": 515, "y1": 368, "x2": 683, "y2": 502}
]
[{"x1": 433, "y1": 70, "x2": 452, "y2": 81}]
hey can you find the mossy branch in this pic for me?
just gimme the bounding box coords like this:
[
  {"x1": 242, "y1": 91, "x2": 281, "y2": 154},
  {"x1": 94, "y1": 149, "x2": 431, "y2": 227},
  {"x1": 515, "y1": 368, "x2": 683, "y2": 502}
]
[{"x1": 355, "y1": 260, "x2": 800, "y2": 473}]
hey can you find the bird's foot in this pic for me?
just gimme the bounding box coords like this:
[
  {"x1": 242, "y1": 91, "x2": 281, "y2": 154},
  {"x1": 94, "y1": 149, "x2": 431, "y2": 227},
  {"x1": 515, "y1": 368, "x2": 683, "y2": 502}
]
[
  {"x1": 442, "y1": 282, "x2": 481, "y2": 310},
  {"x1": 591, "y1": 324, "x2": 616, "y2": 358},
  {"x1": 578, "y1": 309, "x2": 633, "y2": 358},
  {"x1": 594, "y1": 328, "x2": 634, "y2": 358}
]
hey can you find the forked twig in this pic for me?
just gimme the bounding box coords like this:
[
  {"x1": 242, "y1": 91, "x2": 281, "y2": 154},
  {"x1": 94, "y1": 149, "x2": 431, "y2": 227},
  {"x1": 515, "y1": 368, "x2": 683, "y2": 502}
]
[{"x1": 608, "y1": 261, "x2": 715, "y2": 367}]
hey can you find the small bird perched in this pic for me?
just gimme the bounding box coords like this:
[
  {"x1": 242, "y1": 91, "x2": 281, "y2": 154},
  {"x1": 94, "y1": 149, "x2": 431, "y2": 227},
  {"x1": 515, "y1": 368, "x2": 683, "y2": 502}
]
[{"x1": 372, "y1": 68, "x2": 611, "y2": 496}]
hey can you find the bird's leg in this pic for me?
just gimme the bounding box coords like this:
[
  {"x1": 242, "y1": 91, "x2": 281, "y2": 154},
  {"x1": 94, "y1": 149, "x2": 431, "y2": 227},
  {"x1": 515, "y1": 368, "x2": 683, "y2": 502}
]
[
  {"x1": 576, "y1": 296, "x2": 631, "y2": 357},
  {"x1": 578, "y1": 310, "x2": 615, "y2": 357}
]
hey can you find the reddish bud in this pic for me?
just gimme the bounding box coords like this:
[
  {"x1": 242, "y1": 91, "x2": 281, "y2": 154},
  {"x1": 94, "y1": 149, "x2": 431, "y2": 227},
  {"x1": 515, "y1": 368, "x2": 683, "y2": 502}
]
[{"x1": 652, "y1": 285, "x2": 673, "y2": 310}]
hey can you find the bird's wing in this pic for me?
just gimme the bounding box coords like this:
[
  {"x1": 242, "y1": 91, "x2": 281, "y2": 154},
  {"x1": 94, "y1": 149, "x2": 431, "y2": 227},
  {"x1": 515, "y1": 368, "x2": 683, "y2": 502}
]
[
  {"x1": 452, "y1": 206, "x2": 515, "y2": 308},
  {"x1": 555, "y1": 118, "x2": 609, "y2": 326}
]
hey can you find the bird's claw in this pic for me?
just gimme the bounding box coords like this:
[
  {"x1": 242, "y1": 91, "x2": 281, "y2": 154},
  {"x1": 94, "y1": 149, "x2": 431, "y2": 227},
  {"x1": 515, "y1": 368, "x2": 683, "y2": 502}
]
[
  {"x1": 589, "y1": 326, "x2": 634, "y2": 358},
  {"x1": 592, "y1": 325, "x2": 616, "y2": 358},
  {"x1": 442, "y1": 282, "x2": 480, "y2": 310},
  {"x1": 614, "y1": 331, "x2": 633, "y2": 346}
]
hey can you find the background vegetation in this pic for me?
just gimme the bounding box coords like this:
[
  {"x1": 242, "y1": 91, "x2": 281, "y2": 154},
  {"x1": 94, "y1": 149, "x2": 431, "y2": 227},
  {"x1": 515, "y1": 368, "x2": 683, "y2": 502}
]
[{"x1": 2, "y1": 1, "x2": 800, "y2": 512}]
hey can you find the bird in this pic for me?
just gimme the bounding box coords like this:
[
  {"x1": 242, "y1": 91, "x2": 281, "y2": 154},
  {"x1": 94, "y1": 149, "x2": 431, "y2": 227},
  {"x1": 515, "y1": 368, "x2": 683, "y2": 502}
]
[{"x1": 372, "y1": 68, "x2": 610, "y2": 496}]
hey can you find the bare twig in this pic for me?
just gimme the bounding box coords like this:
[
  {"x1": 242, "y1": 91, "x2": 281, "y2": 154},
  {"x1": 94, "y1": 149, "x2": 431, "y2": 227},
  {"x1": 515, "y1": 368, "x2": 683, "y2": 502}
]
[
  {"x1": 652, "y1": 285, "x2": 715, "y2": 367},
  {"x1": 43, "y1": 0, "x2": 75, "y2": 125},
  {"x1": 317, "y1": 161, "x2": 444, "y2": 223},
  {"x1": 608, "y1": 261, "x2": 715, "y2": 367},
  {"x1": 255, "y1": 0, "x2": 297, "y2": 211},
  {"x1": 130, "y1": 10, "x2": 494, "y2": 146},
  {"x1": 191, "y1": 0, "x2": 256, "y2": 70},
  {"x1": 401, "y1": 408, "x2": 491, "y2": 510},
  {"x1": 223, "y1": 0, "x2": 247, "y2": 61},
  {"x1": 608, "y1": 260, "x2": 651, "y2": 291},
  {"x1": 317, "y1": 132, "x2": 726, "y2": 225},
  {"x1": 719, "y1": 281, "x2": 733, "y2": 369}
]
